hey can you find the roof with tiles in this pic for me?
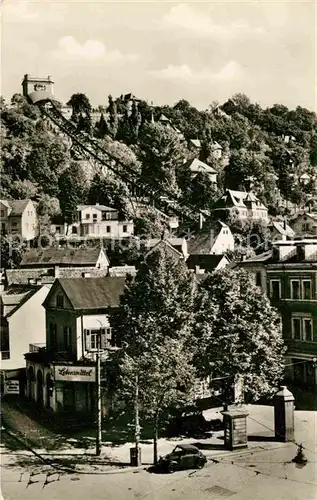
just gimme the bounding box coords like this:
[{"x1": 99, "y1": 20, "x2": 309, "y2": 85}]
[
  {"x1": 44, "y1": 277, "x2": 126, "y2": 310},
  {"x1": 186, "y1": 158, "x2": 217, "y2": 175},
  {"x1": 20, "y1": 247, "x2": 106, "y2": 267},
  {"x1": 0, "y1": 199, "x2": 31, "y2": 216}
]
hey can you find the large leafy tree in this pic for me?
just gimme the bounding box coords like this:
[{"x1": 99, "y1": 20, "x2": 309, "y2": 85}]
[
  {"x1": 138, "y1": 122, "x2": 186, "y2": 197},
  {"x1": 194, "y1": 268, "x2": 285, "y2": 404},
  {"x1": 58, "y1": 162, "x2": 87, "y2": 228},
  {"x1": 108, "y1": 245, "x2": 198, "y2": 463},
  {"x1": 67, "y1": 93, "x2": 92, "y2": 135}
]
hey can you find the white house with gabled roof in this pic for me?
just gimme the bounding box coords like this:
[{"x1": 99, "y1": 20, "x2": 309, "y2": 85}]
[
  {"x1": 213, "y1": 189, "x2": 269, "y2": 221},
  {"x1": 51, "y1": 203, "x2": 134, "y2": 239}
]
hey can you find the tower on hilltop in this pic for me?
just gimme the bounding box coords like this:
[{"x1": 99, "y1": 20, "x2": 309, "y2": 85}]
[{"x1": 22, "y1": 74, "x2": 54, "y2": 98}]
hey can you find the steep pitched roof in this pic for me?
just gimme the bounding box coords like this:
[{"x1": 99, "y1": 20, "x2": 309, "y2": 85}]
[
  {"x1": 159, "y1": 113, "x2": 171, "y2": 123},
  {"x1": 20, "y1": 248, "x2": 106, "y2": 267},
  {"x1": 186, "y1": 158, "x2": 217, "y2": 175},
  {"x1": 45, "y1": 277, "x2": 126, "y2": 310},
  {"x1": 269, "y1": 221, "x2": 295, "y2": 238},
  {"x1": 5, "y1": 199, "x2": 30, "y2": 216},
  {"x1": 189, "y1": 139, "x2": 201, "y2": 148},
  {"x1": 214, "y1": 190, "x2": 267, "y2": 210},
  {"x1": 6, "y1": 285, "x2": 50, "y2": 318},
  {"x1": 143, "y1": 239, "x2": 183, "y2": 261},
  {"x1": 1, "y1": 288, "x2": 38, "y2": 317}
]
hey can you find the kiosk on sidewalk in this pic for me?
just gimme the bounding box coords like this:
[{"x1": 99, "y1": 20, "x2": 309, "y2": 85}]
[{"x1": 221, "y1": 408, "x2": 249, "y2": 451}]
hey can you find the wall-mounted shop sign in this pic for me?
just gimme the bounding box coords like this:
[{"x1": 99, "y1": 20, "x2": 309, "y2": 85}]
[
  {"x1": 54, "y1": 365, "x2": 96, "y2": 382},
  {"x1": 4, "y1": 380, "x2": 20, "y2": 394}
]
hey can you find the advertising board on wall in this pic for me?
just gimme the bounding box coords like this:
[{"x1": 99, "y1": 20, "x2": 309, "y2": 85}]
[
  {"x1": 54, "y1": 365, "x2": 96, "y2": 382},
  {"x1": 4, "y1": 380, "x2": 20, "y2": 394}
]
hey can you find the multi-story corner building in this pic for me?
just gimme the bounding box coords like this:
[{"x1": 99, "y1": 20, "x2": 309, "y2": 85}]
[
  {"x1": 0, "y1": 199, "x2": 38, "y2": 241},
  {"x1": 24, "y1": 277, "x2": 125, "y2": 414},
  {"x1": 239, "y1": 239, "x2": 317, "y2": 388},
  {"x1": 51, "y1": 204, "x2": 134, "y2": 239},
  {"x1": 212, "y1": 190, "x2": 269, "y2": 222}
]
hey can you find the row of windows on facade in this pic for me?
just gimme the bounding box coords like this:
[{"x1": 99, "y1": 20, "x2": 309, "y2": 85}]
[
  {"x1": 81, "y1": 212, "x2": 117, "y2": 221},
  {"x1": 269, "y1": 278, "x2": 314, "y2": 300},
  {"x1": 55, "y1": 224, "x2": 129, "y2": 234},
  {"x1": 0, "y1": 211, "x2": 34, "y2": 217},
  {"x1": 49, "y1": 323, "x2": 114, "y2": 351},
  {"x1": 239, "y1": 210, "x2": 266, "y2": 217}
]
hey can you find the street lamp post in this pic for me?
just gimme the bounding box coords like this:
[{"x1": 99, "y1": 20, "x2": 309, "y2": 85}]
[{"x1": 95, "y1": 322, "x2": 104, "y2": 456}]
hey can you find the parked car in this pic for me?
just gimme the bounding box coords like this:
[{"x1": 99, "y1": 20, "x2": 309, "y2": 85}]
[{"x1": 158, "y1": 444, "x2": 207, "y2": 473}]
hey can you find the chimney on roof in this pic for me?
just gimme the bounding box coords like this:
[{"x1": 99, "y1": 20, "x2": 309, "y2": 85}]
[
  {"x1": 283, "y1": 218, "x2": 287, "y2": 231},
  {"x1": 54, "y1": 265, "x2": 60, "y2": 278}
]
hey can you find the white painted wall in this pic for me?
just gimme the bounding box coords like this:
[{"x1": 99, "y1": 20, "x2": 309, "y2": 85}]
[
  {"x1": 210, "y1": 227, "x2": 235, "y2": 254},
  {"x1": 3, "y1": 285, "x2": 51, "y2": 371}
]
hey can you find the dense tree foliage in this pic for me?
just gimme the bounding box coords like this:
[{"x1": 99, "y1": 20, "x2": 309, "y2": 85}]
[
  {"x1": 194, "y1": 268, "x2": 286, "y2": 403},
  {"x1": 108, "y1": 245, "x2": 198, "y2": 463},
  {"x1": 1, "y1": 88, "x2": 316, "y2": 238}
]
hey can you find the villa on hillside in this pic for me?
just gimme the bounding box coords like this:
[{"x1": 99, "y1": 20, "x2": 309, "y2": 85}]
[
  {"x1": 212, "y1": 190, "x2": 269, "y2": 222},
  {"x1": 0, "y1": 199, "x2": 38, "y2": 241},
  {"x1": 51, "y1": 204, "x2": 134, "y2": 239}
]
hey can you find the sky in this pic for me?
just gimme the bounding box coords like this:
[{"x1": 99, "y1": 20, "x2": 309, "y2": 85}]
[{"x1": 1, "y1": 0, "x2": 316, "y2": 111}]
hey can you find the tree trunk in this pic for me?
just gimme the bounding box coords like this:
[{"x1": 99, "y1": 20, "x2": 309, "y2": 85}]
[{"x1": 153, "y1": 412, "x2": 159, "y2": 464}]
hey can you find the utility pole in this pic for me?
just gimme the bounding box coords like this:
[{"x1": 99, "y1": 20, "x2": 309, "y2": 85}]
[
  {"x1": 96, "y1": 329, "x2": 102, "y2": 456},
  {"x1": 134, "y1": 373, "x2": 141, "y2": 465}
]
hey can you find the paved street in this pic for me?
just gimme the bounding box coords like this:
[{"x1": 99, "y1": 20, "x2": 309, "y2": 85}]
[
  {"x1": 1, "y1": 404, "x2": 316, "y2": 499},
  {"x1": 1, "y1": 443, "x2": 316, "y2": 500}
]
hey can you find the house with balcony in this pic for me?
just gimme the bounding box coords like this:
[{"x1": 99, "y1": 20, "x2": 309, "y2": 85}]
[
  {"x1": 51, "y1": 204, "x2": 134, "y2": 239},
  {"x1": 24, "y1": 277, "x2": 125, "y2": 414},
  {"x1": 212, "y1": 190, "x2": 268, "y2": 222},
  {"x1": 0, "y1": 199, "x2": 38, "y2": 241},
  {"x1": 239, "y1": 239, "x2": 317, "y2": 389}
]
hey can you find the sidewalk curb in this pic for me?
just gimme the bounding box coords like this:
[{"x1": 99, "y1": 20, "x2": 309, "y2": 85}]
[{"x1": 207, "y1": 442, "x2": 292, "y2": 462}]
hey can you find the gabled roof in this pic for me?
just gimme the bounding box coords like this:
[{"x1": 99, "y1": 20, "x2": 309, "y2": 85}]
[
  {"x1": 214, "y1": 190, "x2": 267, "y2": 210},
  {"x1": 6, "y1": 285, "x2": 50, "y2": 318},
  {"x1": 143, "y1": 239, "x2": 183, "y2": 261},
  {"x1": 186, "y1": 158, "x2": 217, "y2": 175},
  {"x1": 159, "y1": 113, "x2": 171, "y2": 123},
  {"x1": 187, "y1": 254, "x2": 228, "y2": 272},
  {"x1": 189, "y1": 139, "x2": 201, "y2": 148},
  {"x1": 269, "y1": 221, "x2": 295, "y2": 237},
  {"x1": 1, "y1": 199, "x2": 31, "y2": 216},
  {"x1": 44, "y1": 277, "x2": 126, "y2": 311},
  {"x1": 187, "y1": 222, "x2": 227, "y2": 254},
  {"x1": 210, "y1": 141, "x2": 222, "y2": 150},
  {"x1": 1, "y1": 288, "x2": 39, "y2": 317},
  {"x1": 292, "y1": 212, "x2": 317, "y2": 222},
  {"x1": 77, "y1": 204, "x2": 117, "y2": 212},
  {"x1": 20, "y1": 248, "x2": 106, "y2": 267}
]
